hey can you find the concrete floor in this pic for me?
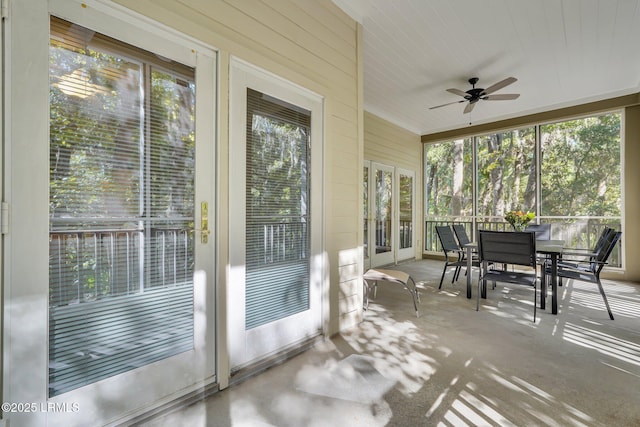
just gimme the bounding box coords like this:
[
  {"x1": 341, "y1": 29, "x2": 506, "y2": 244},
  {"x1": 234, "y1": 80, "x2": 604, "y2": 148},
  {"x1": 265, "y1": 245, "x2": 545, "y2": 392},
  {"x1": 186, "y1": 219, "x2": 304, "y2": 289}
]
[{"x1": 139, "y1": 259, "x2": 640, "y2": 426}]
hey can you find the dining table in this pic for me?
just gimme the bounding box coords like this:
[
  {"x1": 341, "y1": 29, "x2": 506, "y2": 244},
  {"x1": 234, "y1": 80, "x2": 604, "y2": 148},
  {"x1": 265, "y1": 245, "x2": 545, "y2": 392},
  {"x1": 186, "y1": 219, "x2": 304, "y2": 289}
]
[{"x1": 464, "y1": 239, "x2": 565, "y2": 314}]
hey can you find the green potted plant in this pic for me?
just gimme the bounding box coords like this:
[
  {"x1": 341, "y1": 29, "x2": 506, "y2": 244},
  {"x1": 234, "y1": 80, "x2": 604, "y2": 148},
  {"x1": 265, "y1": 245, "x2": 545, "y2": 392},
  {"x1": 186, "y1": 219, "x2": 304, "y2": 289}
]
[{"x1": 505, "y1": 208, "x2": 536, "y2": 231}]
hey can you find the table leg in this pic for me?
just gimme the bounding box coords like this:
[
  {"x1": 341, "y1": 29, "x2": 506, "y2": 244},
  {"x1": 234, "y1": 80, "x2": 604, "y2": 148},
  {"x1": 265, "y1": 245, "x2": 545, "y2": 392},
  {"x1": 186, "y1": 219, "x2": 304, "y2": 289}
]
[
  {"x1": 466, "y1": 245, "x2": 473, "y2": 299},
  {"x1": 540, "y1": 262, "x2": 546, "y2": 310},
  {"x1": 551, "y1": 253, "x2": 558, "y2": 314}
]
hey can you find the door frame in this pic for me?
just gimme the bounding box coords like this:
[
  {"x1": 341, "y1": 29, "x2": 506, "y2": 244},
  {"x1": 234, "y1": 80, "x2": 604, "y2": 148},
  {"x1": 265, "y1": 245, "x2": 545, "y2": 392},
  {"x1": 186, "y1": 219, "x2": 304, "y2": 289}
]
[
  {"x1": 4, "y1": 1, "x2": 218, "y2": 425},
  {"x1": 364, "y1": 161, "x2": 417, "y2": 268},
  {"x1": 228, "y1": 57, "x2": 326, "y2": 371}
]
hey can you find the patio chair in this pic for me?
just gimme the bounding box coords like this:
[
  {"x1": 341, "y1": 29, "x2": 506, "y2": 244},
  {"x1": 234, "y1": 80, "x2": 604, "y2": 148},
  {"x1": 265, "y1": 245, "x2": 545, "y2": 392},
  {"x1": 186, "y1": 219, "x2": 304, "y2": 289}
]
[
  {"x1": 525, "y1": 223, "x2": 552, "y2": 274},
  {"x1": 477, "y1": 230, "x2": 538, "y2": 322},
  {"x1": 549, "y1": 230, "x2": 621, "y2": 320},
  {"x1": 363, "y1": 269, "x2": 420, "y2": 317},
  {"x1": 525, "y1": 223, "x2": 551, "y2": 240},
  {"x1": 453, "y1": 224, "x2": 478, "y2": 257},
  {"x1": 555, "y1": 227, "x2": 615, "y2": 286},
  {"x1": 453, "y1": 223, "x2": 479, "y2": 272},
  {"x1": 452, "y1": 224, "x2": 473, "y2": 246},
  {"x1": 563, "y1": 227, "x2": 615, "y2": 261},
  {"x1": 435, "y1": 225, "x2": 474, "y2": 289}
]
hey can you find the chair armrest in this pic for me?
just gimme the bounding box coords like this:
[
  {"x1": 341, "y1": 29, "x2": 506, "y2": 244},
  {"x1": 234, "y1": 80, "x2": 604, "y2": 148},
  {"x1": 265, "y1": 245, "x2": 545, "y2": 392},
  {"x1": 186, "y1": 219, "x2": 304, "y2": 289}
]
[
  {"x1": 551, "y1": 259, "x2": 608, "y2": 272},
  {"x1": 566, "y1": 260, "x2": 608, "y2": 266},
  {"x1": 546, "y1": 256, "x2": 608, "y2": 267},
  {"x1": 561, "y1": 250, "x2": 598, "y2": 258}
]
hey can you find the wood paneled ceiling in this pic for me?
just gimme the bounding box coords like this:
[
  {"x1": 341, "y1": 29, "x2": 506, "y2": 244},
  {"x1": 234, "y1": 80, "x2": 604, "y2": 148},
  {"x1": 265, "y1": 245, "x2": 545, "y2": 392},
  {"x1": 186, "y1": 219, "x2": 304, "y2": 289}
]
[{"x1": 333, "y1": 0, "x2": 640, "y2": 136}]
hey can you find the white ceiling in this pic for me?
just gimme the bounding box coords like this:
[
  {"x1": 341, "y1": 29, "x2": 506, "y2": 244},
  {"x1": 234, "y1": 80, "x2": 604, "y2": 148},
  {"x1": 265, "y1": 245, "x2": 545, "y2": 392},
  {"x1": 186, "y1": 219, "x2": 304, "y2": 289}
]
[{"x1": 332, "y1": 0, "x2": 640, "y2": 135}]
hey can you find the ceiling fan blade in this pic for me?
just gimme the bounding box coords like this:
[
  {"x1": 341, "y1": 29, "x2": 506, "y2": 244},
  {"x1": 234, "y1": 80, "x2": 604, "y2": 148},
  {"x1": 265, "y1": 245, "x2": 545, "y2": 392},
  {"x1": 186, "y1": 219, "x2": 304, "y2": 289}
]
[
  {"x1": 429, "y1": 100, "x2": 464, "y2": 110},
  {"x1": 463, "y1": 102, "x2": 476, "y2": 114},
  {"x1": 482, "y1": 77, "x2": 517, "y2": 95},
  {"x1": 446, "y1": 88, "x2": 468, "y2": 97},
  {"x1": 483, "y1": 93, "x2": 520, "y2": 100}
]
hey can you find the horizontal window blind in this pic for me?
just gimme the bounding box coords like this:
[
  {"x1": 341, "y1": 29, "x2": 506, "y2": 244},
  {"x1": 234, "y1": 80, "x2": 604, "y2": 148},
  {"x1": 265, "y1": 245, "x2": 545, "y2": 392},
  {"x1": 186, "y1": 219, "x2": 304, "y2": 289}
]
[
  {"x1": 245, "y1": 89, "x2": 311, "y2": 329},
  {"x1": 49, "y1": 286, "x2": 193, "y2": 396},
  {"x1": 49, "y1": 16, "x2": 196, "y2": 396}
]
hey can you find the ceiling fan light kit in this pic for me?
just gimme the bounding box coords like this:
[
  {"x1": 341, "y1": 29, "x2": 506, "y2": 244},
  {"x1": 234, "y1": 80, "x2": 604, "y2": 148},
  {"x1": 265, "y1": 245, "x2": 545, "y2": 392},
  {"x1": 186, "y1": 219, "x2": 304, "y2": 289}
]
[{"x1": 430, "y1": 76, "x2": 520, "y2": 114}]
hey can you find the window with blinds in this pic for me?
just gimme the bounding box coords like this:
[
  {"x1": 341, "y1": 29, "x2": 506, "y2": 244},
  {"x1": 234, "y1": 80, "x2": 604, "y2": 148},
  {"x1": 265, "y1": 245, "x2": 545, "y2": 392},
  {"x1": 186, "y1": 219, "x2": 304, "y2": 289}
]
[
  {"x1": 245, "y1": 89, "x2": 311, "y2": 329},
  {"x1": 48, "y1": 16, "x2": 196, "y2": 396}
]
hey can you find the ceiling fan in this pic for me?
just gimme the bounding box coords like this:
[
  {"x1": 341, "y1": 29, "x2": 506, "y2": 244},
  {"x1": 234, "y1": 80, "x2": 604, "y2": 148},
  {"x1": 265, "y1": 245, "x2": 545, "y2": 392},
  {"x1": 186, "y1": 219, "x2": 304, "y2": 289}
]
[{"x1": 430, "y1": 77, "x2": 520, "y2": 114}]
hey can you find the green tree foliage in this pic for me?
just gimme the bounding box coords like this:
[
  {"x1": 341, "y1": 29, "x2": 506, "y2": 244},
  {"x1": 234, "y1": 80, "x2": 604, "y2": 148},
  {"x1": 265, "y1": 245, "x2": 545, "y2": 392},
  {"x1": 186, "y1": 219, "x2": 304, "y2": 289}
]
[
  {"x1": 245, "y1": 103, "x2": 311, "y2": 267},
  {"x1": 49, "y1": 47, "x2": 143, "y2": 219},
  {"x1": 50, "y1": 44, "x2": 195, "y2": 222},
  {"x1": 425, "y1": 138, "x2": 473, "y2": 216},
  {"x1": 425, "y1": 114, "x2": 620, "y2": 219},
  {"x1": 541, "y1": 114, "x2": 621, "y2": 216},
  {"x1": 49, "y1": 31, "x2": 196, "y2": 301},
  {"x1": 150, "y1": 70, "x2": 196, "y2": 219},
  {"x1": 247, "y1": 114, "x2": 309, "y2": 218},
  {"x1": 477, "y1": 127, "x2": 535, "y2": 216}
]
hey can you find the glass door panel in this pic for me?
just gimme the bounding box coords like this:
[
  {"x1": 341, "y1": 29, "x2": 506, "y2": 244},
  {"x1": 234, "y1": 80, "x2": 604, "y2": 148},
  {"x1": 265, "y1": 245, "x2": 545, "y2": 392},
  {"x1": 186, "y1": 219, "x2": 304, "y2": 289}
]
[
  {"x1": 372, "y1": 163, "x2": 394, "y2": 266},
  {"x1": 245, "y1": 88, "x2": 310, "y2": 329},
  {"x1": 363, "y1": 162, "x2": 371, "y2": 269},
  {"x1": 397, "y1": 169, "x2": 415, "y2": 260}
]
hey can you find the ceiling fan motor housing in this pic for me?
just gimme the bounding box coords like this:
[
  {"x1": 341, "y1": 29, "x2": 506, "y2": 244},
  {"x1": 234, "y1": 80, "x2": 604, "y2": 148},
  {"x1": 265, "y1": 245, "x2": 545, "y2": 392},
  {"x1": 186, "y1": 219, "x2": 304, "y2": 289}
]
[{"x1": 466, "y1": 77, "x2": 484, "y2": 101}]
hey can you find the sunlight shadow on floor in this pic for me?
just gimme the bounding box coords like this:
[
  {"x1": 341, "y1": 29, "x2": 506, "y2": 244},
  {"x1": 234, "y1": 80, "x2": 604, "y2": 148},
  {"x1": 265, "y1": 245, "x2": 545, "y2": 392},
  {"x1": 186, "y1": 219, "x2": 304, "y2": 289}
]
[{"x1": 295, "y1": 354, "x2": 395, "y2": 403}]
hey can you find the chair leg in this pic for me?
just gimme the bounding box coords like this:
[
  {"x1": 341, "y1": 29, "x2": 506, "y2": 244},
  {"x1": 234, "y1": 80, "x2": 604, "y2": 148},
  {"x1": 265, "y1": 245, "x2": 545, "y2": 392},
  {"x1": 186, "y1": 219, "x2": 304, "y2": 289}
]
[
  {"x1": 540, "y1": 266, "x2": 547, "y2": 307},
  {"x1": 596, "y1": 278, "x2": 615, "y2": 320},
  {"x1": 533, "y1": 281, "x2": 537, "y2": 322},
  {"x1": 408, "y1": 277, "x2": 420, "y2": 317},
  {"x1": 453, "y1": 266, "x2": 461, "y2": 283},
  {"x1": 409, "y1": 277, "x2": 421, "y2": 304},
  {"x1": 438, "y1": 263, "x2": 447, "y2": 289}
]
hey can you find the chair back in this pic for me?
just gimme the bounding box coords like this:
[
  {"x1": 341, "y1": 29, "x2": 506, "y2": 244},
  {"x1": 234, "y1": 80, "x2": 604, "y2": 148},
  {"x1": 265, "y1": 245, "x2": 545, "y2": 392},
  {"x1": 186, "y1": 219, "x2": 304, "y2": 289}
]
[
  {"x1": 435, "y1": 225, "x2": 461, "y2": 253},
  {"x1": 593, "y1": 231, "x2": 622, "y2": 274},
  {"x1": 478, "y1": 230, "x2": 536, "y2": 268},
  {"x1": 452, "y1": 224, "x2": 472, "y2": 246},
  {"x1": 524, "y1": 223, "x2": 551, "y2": 240},
  {"x1": 593, "y1": 227, "x2": 615, "y2": 254}
]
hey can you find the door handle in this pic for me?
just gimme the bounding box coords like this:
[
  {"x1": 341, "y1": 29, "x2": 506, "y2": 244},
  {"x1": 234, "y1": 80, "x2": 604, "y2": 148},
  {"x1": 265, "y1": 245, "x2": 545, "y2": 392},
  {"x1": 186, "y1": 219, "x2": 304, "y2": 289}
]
[{"x1": 201, "y1": 201, "x2": 210, "y2": 244}]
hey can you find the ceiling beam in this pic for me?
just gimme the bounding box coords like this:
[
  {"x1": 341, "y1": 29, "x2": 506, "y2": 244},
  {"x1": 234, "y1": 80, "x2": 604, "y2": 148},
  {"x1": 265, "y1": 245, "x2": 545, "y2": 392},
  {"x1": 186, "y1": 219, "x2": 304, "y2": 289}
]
[{"x1": 422, "y1": 93, "x2": 640, "y2": 143}]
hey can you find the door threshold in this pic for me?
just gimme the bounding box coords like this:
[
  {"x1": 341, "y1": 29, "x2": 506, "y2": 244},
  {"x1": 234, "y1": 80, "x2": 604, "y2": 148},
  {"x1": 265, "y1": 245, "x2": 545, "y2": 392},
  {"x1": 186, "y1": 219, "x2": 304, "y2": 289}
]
[{"x1": 230, "y1": 334, "x2": 323, "y2": 385}]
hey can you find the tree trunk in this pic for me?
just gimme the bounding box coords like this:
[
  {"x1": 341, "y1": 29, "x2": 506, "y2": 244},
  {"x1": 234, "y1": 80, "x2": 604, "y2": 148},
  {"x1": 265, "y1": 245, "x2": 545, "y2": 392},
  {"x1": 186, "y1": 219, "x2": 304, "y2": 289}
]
[{"x1": 451, "y1": 139, "x2": 464, "y2": 216}]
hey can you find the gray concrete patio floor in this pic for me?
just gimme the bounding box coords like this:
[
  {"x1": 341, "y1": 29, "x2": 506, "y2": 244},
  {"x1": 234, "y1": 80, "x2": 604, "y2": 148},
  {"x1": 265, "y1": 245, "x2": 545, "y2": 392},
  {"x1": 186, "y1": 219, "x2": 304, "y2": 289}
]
[{"x1": 139, "y1": 259, "x2": 640, "y2": 426}]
